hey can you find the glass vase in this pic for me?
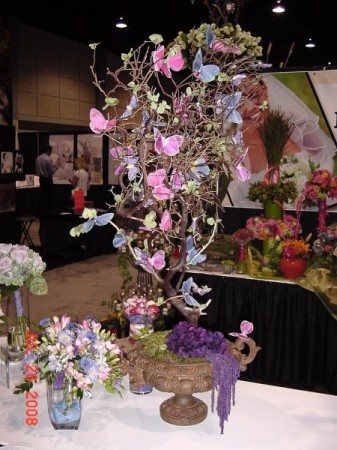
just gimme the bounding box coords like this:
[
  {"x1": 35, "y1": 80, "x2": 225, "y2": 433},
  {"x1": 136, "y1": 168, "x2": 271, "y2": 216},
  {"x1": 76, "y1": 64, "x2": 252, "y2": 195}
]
[
  {"x1": 47, "y1": 380, "x2": 81, "y2": 430},
  {"x1": 128, "y1": 314, "x2": 154, "y2": 395},
  {"x1": 236, "y1": 243, "x2": 247, "y2": 274},
  {"x1": 263, "y1": 199, "x2": 283, "y2": 255},
  {"x1": 4, "y1": 287, "x2": 30, "y2": 360}
]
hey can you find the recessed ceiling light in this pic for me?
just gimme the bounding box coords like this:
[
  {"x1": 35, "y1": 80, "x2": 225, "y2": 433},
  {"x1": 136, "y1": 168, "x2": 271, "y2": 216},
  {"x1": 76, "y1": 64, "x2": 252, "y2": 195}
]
[
  {"x1": 116, "y1": 17, "x2": 127, "y2": 29},
  {"x1": 272, "y1": 0, "x2": 285, "y2": 13},
  {"x1": 305, "y1": 38, "x2": 315, "y2": 48}
]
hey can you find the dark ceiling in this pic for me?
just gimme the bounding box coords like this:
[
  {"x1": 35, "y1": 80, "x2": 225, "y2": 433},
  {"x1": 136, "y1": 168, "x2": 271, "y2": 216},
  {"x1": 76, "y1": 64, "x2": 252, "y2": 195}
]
[{"x1": 1, "y1": 0, "x2": 336, "y2": 69}]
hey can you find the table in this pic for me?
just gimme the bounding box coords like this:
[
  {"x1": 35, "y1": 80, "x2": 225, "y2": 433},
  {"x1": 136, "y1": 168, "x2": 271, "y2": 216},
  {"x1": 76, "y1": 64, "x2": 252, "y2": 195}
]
[
  {"x1": 39, "y1": 211, "x2": 116, "y2": 266},
  {"x1": 0, "y1": 375, "x2": 336, "y2": 450},
  {"x1": 190, "y1": 270, "x2": 337, "y2": 395}
]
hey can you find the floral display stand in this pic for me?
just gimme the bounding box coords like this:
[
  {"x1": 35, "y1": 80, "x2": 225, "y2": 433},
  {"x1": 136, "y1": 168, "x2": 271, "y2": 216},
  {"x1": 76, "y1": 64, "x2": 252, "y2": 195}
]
[{"x1": 118, "y1": 334, "x2": 260, "y2": 427}]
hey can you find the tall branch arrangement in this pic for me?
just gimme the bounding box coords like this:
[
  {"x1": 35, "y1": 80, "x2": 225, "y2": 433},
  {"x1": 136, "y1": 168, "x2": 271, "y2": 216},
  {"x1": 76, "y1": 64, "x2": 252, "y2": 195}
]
[{"x1": 71, "y1": 17, "x2": 264, "y2": 324}]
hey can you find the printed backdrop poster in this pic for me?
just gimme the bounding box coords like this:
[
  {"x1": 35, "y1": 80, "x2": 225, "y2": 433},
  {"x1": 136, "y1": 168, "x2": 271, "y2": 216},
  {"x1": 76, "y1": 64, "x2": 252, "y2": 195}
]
[
  {"x1": 227, "y1": 70, "x2": 337, "y2": 208},
  {"x1": 49, "y1": 135, "x2": 74, "y2": 181},
  {"x1": 77, "y1": 134, "x2": 103, "y2": 185}
]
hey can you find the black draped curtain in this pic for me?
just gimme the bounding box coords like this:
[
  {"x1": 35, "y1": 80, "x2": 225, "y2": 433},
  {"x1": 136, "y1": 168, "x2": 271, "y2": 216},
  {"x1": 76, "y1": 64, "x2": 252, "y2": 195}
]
[{"x1": 192, "y1": 273, "x2": 337, "y2": 394}]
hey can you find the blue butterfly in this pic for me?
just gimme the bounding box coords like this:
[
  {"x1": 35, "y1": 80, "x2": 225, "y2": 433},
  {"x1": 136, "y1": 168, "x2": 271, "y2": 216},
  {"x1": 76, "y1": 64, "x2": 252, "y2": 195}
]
[
  {"x1": 186, "y1": 235, "x2": 207, "y2": 265},
  {"x1": 205, "y1": 25, "x2": 215, "y2": 49},
  {"x1": 120, "y1": 95, "x2": 138, "y2": 119},
  {"x1": 192, "y1": 49, "x2": 220, "y2": 83},
  {"x1": 82, "y1": 213, "x2": 114, "y2": 233},
  {"x1": 216, "y1": 91, "x2": 242, "y2": 124},
  {"x1": 112, "y1": 230, "x2": 127, "y2": 248},
  {"x1": 181, "y1": 277, "x2": 212, "y2": 307},
  {"x1": 124, "y1": 156, "x2": 140, "y2": 181},
  {"x1": 141, "y1": 110, "x2": 166, "y2": 128}
]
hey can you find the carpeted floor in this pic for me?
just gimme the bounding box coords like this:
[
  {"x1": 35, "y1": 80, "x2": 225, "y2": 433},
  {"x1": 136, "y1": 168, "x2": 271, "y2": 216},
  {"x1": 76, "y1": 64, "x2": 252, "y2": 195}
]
[
  {"x1": 21, "y1": 220, "x2": 137, "y2": 326},
  {"x1": 29, "y1": 253, "x2": 131, "y2": 326}
]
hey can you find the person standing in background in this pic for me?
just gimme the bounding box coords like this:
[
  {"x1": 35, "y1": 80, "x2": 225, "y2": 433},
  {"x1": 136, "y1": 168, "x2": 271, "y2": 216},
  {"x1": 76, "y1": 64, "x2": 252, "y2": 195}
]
[
  {"x1": 69, "y1": 157, "x2": 90, "y2": 198},
  {"x1": 35, "y1": 145, "x2": 55, "y2": 215}
]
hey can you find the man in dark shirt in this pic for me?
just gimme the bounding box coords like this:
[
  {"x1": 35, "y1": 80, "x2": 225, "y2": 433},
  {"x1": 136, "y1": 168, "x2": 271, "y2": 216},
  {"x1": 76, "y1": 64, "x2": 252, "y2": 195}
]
[{"x1": 35, "y1": 145, "x2": 54, "y2": 215}]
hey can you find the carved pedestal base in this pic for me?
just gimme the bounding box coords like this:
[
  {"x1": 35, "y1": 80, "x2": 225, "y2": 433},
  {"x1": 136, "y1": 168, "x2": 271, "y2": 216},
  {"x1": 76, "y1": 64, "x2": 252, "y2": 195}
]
[{"x1": 160, "y1": 394, "x2": 208, "y2": 426}]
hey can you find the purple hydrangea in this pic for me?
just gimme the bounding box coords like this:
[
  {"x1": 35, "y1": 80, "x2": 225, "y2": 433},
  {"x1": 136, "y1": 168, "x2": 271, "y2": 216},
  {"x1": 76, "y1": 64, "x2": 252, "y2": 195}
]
[
  {"x1": 165, "y1": 322, "x2": 227, "y2": 358},
  {"x1": 166, "y1": 321, "x2": 240, "y2": 434},
  {"x1": 53, "y1": 370, "x2": 64, "y2": 389}
]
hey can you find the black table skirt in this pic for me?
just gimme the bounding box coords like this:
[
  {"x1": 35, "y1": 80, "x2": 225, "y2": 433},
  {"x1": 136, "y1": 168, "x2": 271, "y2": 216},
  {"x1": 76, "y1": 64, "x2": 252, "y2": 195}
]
[{"x1": 191, "y1": 273, "x2": 337, "y2": 394}]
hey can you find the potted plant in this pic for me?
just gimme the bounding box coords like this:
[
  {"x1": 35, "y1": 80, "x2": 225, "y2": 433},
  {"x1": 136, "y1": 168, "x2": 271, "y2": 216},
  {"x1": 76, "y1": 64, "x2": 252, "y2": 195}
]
[
  {"x1": 248, "y1": 108, "x2": 297, "y2": 218},
  {"x1": 279, "y1": 237, "x2": 311, "y2": 280}
]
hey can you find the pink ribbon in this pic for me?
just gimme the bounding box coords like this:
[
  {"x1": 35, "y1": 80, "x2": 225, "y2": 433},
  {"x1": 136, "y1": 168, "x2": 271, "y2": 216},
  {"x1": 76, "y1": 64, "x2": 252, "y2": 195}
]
[{"x1": 263, "y1": 165, "x2": 280, "y2": 185}]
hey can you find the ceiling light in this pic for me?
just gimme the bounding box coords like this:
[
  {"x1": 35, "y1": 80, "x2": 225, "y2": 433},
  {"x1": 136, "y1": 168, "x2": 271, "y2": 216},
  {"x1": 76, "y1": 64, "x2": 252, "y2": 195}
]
[
  {"x1": 116, "y1": 17, "x2": 127, "y2": 29},
  {"x1": 305, "y1": 38, "x2": 315, "y2": 48},
  {"x1": 272, "y1": 1, "x2": 285, "y2": 13}
]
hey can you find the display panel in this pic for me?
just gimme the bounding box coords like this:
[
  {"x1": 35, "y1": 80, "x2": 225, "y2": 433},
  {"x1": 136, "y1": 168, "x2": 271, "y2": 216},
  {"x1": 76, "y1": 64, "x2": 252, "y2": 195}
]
[{"x1": 226, "y1": 70, "x2": 337, "y2": 209}]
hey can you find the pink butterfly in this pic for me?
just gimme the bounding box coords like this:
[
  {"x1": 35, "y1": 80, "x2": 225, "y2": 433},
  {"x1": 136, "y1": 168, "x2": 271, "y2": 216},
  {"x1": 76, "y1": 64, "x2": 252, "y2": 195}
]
[
  {"x1": 233, "y1": 149, "x2": 250, "y2": 182},
  {"x1": 154, "y1": 128, "x2": 184, "y2": 156},
  {"x1": 134, "y1": 248, "x2": 166, "y2": 272},
  {"x1": 152, "y1": 185, "x2": 174, "y2": 201},
  {"x1": 229, "y1": 320, "x2": 254, "y2": 340},
  {"x1": 90, "y1": 108, "x2": 116, "y2": 134},
  {"x1": 160, "y1": 210, "x2": 172, "y2": 232},
  {"x1": 153, "y1": 45, "x2": 184, "y2": 78},
  {"x1": 147, "y1": 168, "x2": 166, "y2": 187}
]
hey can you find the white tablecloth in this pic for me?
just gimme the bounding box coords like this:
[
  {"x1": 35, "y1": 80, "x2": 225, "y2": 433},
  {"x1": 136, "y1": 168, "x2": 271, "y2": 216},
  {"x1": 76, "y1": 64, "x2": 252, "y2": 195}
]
[{"x1": 0, "y1": 373, "x2": 336, "y2": 450}]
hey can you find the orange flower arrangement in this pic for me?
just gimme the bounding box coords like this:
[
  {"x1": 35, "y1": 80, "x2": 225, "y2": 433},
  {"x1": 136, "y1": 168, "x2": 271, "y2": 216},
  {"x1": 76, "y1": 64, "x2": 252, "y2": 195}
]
[{"x1": 281, "y1": 238, "x2": 311, "y2": 259}]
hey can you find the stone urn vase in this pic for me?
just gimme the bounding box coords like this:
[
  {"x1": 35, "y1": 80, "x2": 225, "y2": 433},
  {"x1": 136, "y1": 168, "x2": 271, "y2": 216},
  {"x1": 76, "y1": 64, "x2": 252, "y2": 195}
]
[{"x1": 118, "y1": 335, "x2": 260, "y2": 426}]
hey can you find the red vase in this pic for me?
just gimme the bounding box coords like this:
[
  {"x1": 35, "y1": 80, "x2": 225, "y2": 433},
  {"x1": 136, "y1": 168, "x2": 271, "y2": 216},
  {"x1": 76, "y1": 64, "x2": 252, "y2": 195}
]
[{"x1": 279, "y1": 257, "x2": 307, "y2": 280}]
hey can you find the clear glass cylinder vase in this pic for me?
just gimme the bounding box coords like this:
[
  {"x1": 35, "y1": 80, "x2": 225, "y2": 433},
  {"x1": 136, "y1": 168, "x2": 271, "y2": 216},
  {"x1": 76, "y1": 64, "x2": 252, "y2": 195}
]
[
  {"x1": 47, "y1": 380, "x2": 81, "y2": 430},
  {"x1": 128, "y1": 314, "x2": 154, "y2": 395},
  {"x1": 2, "y1": 286, "x2": 30, "y2": 359}
]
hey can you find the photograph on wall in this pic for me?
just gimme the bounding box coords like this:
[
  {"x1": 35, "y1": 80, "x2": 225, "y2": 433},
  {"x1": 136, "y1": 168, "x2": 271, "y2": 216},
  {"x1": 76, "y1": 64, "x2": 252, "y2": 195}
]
[
  {"x1": 77, "y1": 134, "x2": 103, "y2": 185},
  {"x1": 226, "y1": 70, "x2": 337, "y2": 209},
  {"x1": 49, "y1": 134, "x2": 74, "y2": 182},
  {"x1": 1, "y1": 151, "x2": 13, "y2": 174}
]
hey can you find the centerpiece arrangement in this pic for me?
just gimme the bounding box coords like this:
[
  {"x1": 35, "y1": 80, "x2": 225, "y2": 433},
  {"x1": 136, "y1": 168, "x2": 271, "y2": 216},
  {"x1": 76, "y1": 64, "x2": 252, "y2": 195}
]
[
  {"x1": 0, "y1": 243, "x2": 48, "y2": 356},
  {"x1": 247, "y1": 109, "x2": 298, "y2": 218},
  {"x1": 69, "y1": 0, "x2": 264, "y2": 431},
  {"x1": 279, "y1": 237, "x2": 311, "y2": 280},
  {"x1": 297, "y1": 168, "x2": 337, "y2": 233},
  {"x1": 14, "y1": 314, "x2": 124, "y2": 429}
]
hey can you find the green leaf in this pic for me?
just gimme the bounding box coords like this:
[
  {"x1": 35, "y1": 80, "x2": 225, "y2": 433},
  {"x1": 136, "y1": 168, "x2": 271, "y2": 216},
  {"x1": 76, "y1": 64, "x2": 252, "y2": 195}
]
[
  {"x1": 105, "y1": 97, "x2": 120, "y2": 107},
  {"x1": 143, "y1": 211, "x2": 157, "y2": 229},
  {"x1": 149, "y1": 34, "x2": 163, "y2": 45}
]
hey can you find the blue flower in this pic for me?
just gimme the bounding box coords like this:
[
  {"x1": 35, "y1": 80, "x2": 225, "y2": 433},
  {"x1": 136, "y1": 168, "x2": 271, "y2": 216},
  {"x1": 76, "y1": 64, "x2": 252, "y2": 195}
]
[
  {"x1": 80, "y1": 356, "x2": 95, "y2": 372},
  {"x1": 39, "y1": 317, "x2": 52, "y2": 327}
]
